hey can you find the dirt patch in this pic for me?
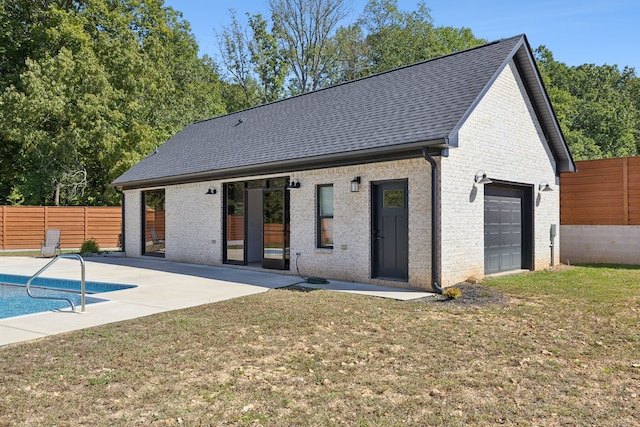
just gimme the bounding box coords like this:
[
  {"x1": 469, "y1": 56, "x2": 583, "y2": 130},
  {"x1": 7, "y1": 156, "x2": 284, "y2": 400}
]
[
  {"x1": 2, "y1": 266, "x2": 639, "y2": 426},
  {"x1": 283, "y1": 282, "x2": 509, "y2": 306},
  {"x1": 278, "y1": 284, "x2": 320, "y2": 292},
  {"x1": 415, "y1": 283, "x2": 509, "y2": 306}
]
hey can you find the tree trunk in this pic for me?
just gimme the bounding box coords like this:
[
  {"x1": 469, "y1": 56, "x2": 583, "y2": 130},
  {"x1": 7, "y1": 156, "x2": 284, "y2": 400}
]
[{"x1": 54, "y1": 182, "x2": 61, "y2": 206}]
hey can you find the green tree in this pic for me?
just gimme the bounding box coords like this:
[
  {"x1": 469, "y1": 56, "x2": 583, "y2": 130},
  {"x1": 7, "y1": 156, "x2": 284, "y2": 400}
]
[
  {"x1": 214, "y1": 0, "x2": 484, "y2": 103},
  {"x1": 217, "y1": 11, "x2": 288, "y2": 108},
  {"x1": 270, "y1": 0, "x2": 347, "y2": 93},
  {"x1": 536, "y1": 46, "x2": 640, "y2": 159},
  {"x1": 359, "y1": 0, "x2": 484, "y2": 74},
  {"x1": 217, "y1": 9, "x2": 258, "y2": 108},
  {"x1": 331, "y1": 23, "x2": 369, "y2": 83},
  {"x1": 0, "y1": 0, "x2": 225, "y2": 205},
  {"x1": 248, "y1": 13, "x2": 288, "y2": 103}
]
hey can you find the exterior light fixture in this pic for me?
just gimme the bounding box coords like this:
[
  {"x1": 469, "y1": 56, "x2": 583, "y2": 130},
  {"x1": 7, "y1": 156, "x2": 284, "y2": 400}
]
[
  {"x1": 205, "y1": 188, "x2": 217, "y2": 195},
  {"x1": 539, "y1": 181, "x2": 553, "y2": 192},
  {"x1": 351, "y1": 176, "x2": 361, "y2": 192},
  {"x1": 474, "y1": 170, "x2": 492, "y2": 185},
  {"x1": 287, "y1": 180, "x2": 301, "y2": 190}
]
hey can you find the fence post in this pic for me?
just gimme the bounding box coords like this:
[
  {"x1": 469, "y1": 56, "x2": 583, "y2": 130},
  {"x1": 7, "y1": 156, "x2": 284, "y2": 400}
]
[
  {"x1": 84, "y1": 206, "x2": 88, "y2": 242},
  {"x1": 623, "y1": 157, "x2": 629, "y2": 225},
  {"x1": 1, "y1": 205, "x2": 4, "y2": 250}
]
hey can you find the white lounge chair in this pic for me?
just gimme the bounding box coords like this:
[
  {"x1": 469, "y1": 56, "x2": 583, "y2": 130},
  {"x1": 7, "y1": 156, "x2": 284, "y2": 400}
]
[{"x1": 40, "y1": 229, "x2": 61, "y2": 257}]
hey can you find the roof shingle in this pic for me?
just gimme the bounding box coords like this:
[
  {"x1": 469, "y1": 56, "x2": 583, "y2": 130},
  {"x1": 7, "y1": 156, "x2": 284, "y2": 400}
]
[{"x1": 113, "y1": 35, "x2": 569, "y2": 187}]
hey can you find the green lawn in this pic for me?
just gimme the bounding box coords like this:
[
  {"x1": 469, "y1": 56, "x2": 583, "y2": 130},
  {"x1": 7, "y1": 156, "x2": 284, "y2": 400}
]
[{"x1": 1, "y1": 265, "x2": 638, "y2": 426}]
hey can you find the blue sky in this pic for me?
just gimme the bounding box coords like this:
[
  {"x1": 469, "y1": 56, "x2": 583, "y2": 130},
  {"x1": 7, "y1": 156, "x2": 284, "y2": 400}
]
[{"x1": 163, "y1": 0, "x2": 639, "y2": 71}]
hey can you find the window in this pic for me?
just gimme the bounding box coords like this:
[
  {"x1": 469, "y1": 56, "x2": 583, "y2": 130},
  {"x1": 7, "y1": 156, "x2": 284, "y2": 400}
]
[
  {"x1": 317, "y1": 185, "x2": 334, "y2": 248},
  {"x1": 383, "y1": 189, "x2": 405, "y2": 208}
]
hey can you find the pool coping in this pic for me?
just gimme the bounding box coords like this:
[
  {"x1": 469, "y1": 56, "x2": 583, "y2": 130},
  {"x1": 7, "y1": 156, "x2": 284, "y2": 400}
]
[{"x1": 0, "y1": 256, "x2": 434, "y2": 347}]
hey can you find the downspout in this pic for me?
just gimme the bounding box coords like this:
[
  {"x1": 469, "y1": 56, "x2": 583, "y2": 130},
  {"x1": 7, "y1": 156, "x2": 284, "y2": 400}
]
[
  {"x1": 423, "y1": 147, "x2": 444, "y2": 294},
  {"x1": 115, "y1": 188, "x2": 125, "y2": 253}
]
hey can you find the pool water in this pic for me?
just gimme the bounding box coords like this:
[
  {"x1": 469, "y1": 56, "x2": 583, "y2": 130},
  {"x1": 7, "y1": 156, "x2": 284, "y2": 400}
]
[
  {"x1": 0, "y1": 284, "x2": 107, "y2": 319},
  {"x1": 0, "y1": 274, "x2": 136, "y2": 320},
  {"x1": 0, "y1": 273, "x2": 136, "y2": 293}
]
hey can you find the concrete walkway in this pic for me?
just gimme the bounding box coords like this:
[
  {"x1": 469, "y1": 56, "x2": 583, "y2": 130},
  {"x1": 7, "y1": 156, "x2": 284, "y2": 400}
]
[{"x1": 0, "y1": 256, "x2": 434, "y2": 347}]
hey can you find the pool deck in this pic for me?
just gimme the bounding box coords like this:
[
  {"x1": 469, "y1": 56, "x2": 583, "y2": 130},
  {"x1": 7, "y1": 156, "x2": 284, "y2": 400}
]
[{"x1": 0, "y1": 256, "x2": 435, "y2": 347}]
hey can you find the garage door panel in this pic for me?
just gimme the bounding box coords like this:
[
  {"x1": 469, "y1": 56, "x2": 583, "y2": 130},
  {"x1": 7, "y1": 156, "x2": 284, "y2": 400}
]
[{"x1": 485, "y1": 186, "x2": 524, "y2": 274}]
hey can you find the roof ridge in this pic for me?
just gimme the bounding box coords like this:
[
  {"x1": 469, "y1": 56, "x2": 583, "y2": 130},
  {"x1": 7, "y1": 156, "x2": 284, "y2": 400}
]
[{"x1": 192, "y1": 34, "x2": 526, "y2": 125}]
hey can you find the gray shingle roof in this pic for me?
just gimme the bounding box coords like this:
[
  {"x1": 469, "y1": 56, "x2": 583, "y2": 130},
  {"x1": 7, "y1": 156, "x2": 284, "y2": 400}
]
[{"x1": 113, "y1": 34, "x2": 574, "y2": 188}]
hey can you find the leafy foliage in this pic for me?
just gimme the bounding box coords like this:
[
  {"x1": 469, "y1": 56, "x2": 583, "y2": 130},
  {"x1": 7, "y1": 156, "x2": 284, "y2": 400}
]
[
  {"x1": 80, "y1": 238, "x2": 100, "y2": 255},
  {"x1": 218, "y1": 0, "x2": 485, "y2": 97},
  {"x1": 2, "y1": 0, "x2": 639, "y2": 207},
  {"x1": 0, "y1": 0, "x2": 225, "y2": 206},
  {"x1": 215, "y1": 0, "x2": 639, "y2": 161},
  {"x1": 358, "y1": 0, "x2": 483, "y2": 74},
  {"x1": 443, "y1": 286, "x2": 462, "y2": 299},
  {"x1": 536, "y1": 46, "x2": 640, "y2": 160}
]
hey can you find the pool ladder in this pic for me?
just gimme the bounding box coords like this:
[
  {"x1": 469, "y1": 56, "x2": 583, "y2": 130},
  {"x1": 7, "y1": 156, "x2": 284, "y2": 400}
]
[{"x1": 26, "y1": 254, "x2": 86, "y2": 313}]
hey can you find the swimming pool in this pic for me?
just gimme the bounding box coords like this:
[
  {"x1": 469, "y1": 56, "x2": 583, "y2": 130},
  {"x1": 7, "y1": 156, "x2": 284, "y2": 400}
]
[{"x1": 0, "y1": 274, "x2": 136, "y2": 320}]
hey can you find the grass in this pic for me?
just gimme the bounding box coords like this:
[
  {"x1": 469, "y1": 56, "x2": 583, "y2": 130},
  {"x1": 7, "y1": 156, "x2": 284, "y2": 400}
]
[
  {"x1": 1, "y1": 265, "x2": 639, "y2": 426},
  {"x1": 0, "y1": 249, "x2": 120, "y2": 257}
]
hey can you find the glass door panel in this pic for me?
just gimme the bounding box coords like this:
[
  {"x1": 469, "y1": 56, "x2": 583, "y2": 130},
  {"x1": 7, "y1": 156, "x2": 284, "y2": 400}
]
[
  {"x1": 262, "y1": 188, "x2": 289, "y2": 269},
  {"x1": 143, "y1": 189, "x2": 165, "y2": 257},
  {"x1": 225, "y1": 183, "x2": 245, "y2": 263}
]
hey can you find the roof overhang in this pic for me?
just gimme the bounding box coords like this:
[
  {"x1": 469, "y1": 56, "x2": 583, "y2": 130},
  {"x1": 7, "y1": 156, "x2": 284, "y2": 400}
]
[
  {"x1": 446, "y1": 35, "x2": 575, "y2": 175},
  {"x1": 512, "y1": 38, "x2": 575, "y2": 173},
  {"x1": 112, "y1": 138, "x2": 450, "y2": 190}
]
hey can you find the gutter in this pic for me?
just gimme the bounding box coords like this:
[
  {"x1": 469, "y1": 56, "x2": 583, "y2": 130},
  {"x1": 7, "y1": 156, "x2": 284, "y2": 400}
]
[
  {"x1": 111, "y1": 139, "x2": 449, "y2": 190},
  {"x1": 422, "y1": 147, "x2": 445, "y2": 294},
  {"x1": 114, "y1": 188, "x2": 125, "y2": 252}
]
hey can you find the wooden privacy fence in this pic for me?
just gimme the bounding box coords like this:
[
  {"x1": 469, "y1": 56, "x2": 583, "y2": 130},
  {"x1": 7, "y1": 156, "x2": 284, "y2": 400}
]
[
  {"x1": 0, "y1": 206, "x2": 122, "y2": 250},
  {"x1": 561, "y1": 156, "x2": 640, "y2": 225}
]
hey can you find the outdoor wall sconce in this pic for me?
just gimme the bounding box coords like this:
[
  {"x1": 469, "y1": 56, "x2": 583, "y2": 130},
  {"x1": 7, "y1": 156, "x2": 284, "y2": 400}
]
[
  {"x1": 539, "y1": 181, "x2": 553, "y2": 192},
  {"x1": 351, "y1": 176, "x2": 361, "y2": 192},
  {"x1": 205, "y1": 188, "x2": 217, "y2": 195},
  {"x1": 287, "y1": 180, "x2": 301, "y2": 190},
  {"x1": 474, "y1": 170, "x2": 492, "y2": 185}
]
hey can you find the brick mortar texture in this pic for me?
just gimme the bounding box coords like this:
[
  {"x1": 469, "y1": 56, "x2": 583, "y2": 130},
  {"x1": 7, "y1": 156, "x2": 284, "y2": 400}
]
[
  {"x1": 122, "y1": 62, "x2": 561, "y2": 289},
  {"x1": 289, "y1": 158, "x2": 432, "y2": 289},
  {"x1": 439, "y1": 61, "x2": 560, "y2": 286},
  {"x1": 123, "y1": 161, "x2": 433, "y2": 289},
  {"x1": 123, "y1": 190, "x2": 141, "y2": 257}
]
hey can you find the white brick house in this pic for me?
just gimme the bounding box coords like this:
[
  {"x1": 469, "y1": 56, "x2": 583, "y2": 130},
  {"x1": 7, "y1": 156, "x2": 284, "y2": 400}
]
[{"x1": 113, "y1": 34, "x2": 575, "y2": 291}]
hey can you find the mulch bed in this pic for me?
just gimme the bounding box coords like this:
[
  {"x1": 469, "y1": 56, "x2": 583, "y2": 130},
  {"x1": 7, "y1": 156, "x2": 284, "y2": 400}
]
[
  {"x1": 280, "y1": 282, "x2": 509, "y2": 306},
  {"x1": 414, "y1": 283, "x2": 510, "y2": 306}
]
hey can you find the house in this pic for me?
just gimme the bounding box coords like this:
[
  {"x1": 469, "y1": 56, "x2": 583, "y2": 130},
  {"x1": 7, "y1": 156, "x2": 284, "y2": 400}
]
[{"x1": 112, "y1": 34, "x2": 575, "y2": 291}]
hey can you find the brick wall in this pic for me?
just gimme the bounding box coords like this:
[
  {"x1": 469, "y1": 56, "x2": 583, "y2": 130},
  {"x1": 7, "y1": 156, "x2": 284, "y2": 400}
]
[
  {"x1": 287, "y1": 159, "x2": 431, "y2": 289},
  {"x1": 121, "y1": 62, "x2": 561, "y2": 288},
  {"x1": 440, "y1": 61, "x2": 560, "y2": 285},
  {"x1": 124, "y1": 160, "x2": 433, "y2": 289},
  {"x1": 123, "y1": 190, "x2": 142, "y2": 256},
  {"x1": 165, "y1": 181, "x2": 223, "y2": 264}
]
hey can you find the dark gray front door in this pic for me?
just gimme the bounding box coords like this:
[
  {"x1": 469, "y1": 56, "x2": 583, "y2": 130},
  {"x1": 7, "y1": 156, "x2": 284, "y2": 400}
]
[
  {"x1": 372, "y1": 181, "x2": 408, "y2": 280},
  {"x1": 484, "y1": 186, "x2": 524, "y2": 274}
]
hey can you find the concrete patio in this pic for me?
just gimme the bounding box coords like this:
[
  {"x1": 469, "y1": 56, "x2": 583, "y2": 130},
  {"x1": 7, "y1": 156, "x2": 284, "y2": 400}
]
[{"x1": 0, "y1": 256, "x2": 434, "y2": 347}]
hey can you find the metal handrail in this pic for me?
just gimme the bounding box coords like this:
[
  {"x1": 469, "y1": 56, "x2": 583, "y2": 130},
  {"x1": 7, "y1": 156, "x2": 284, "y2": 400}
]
[{"x1": 26, "y1": 254, "x2": 86, "y2": 312}]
